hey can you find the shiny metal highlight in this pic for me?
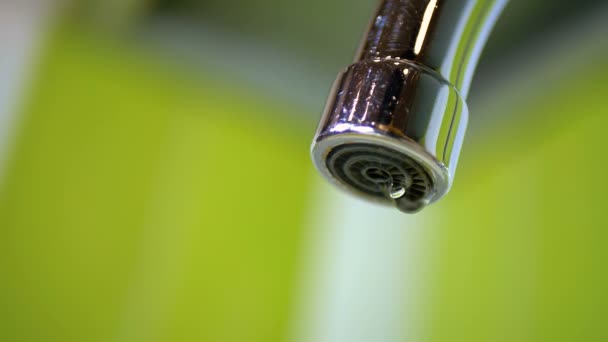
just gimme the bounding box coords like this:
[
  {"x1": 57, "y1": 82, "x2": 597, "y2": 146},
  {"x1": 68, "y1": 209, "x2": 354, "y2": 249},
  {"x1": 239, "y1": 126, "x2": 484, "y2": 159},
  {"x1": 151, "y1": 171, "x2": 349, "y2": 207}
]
[{"x1": 311, "y1": 0, "x2": 507, "y2": 213}]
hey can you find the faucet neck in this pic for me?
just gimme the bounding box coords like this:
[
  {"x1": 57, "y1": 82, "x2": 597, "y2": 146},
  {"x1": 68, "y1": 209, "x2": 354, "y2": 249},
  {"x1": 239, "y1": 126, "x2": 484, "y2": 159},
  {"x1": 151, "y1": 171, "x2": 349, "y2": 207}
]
[{"x1": 356, "y1": 0, "x2": 508, "y2": 98}]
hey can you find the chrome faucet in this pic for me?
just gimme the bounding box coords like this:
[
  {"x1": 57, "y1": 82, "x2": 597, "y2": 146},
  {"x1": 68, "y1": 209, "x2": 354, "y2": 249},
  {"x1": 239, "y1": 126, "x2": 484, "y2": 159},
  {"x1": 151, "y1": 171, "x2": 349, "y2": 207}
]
[{"x1": 311, "y1": 0, "x2": 507, "y2": 213}]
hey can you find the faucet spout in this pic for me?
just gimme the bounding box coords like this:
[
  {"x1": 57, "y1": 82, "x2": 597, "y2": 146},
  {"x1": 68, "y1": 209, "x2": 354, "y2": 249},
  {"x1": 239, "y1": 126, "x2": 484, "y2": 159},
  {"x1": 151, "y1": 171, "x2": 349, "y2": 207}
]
[{"x1": 311, "y1": 0, "x2": 507, "y2": 213}]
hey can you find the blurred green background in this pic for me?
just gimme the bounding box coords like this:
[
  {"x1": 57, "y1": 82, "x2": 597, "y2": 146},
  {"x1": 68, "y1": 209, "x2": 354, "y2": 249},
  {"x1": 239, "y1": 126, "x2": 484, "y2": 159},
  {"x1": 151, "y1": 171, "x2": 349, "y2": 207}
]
[{"x1": 0, "y1": 1, "x2": 607, "y2": 341}]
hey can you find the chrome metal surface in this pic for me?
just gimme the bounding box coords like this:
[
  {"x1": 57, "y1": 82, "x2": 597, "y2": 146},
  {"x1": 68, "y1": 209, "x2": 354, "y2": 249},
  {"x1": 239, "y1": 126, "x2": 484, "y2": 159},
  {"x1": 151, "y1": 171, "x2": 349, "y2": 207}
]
[{"x1": 311, "y1": 0, "x2": 507, "y2": 213}]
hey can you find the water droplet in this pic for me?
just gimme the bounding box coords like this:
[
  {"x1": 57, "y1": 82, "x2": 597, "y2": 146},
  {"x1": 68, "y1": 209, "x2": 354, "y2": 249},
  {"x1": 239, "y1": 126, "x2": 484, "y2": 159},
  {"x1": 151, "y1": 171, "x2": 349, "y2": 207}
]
[
  {"x1": 388, "y1": 184, "x2": 406, "y2": 199},
  {"x1": 395, "y1": 197, "x2": 426, "y2": 214}
]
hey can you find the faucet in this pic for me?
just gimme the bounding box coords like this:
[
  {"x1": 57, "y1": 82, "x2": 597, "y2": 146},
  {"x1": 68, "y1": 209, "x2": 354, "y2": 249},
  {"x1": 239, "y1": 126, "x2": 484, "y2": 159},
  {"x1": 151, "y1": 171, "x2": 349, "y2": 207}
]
[{"x1": 311, "y1": 0, "x2": 507, "y2": 213}]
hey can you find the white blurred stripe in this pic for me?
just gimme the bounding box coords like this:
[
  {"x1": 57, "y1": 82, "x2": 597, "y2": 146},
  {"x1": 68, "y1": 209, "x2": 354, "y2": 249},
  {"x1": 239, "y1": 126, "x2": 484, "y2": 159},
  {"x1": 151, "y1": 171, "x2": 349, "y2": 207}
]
[
  {"x1": 0, "y1": 1, "x2": 54, "y2": 184},
  {"x1": 293, "y1": 177, "x2": 431, "y2": 342}
]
